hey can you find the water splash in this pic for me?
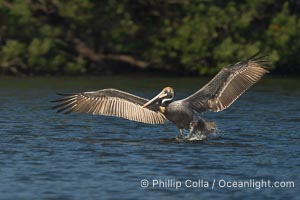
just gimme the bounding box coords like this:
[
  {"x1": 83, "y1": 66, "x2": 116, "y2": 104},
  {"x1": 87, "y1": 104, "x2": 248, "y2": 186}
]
[{"x1": 186, "y1": 118, "x2": 218, "y2": 141}]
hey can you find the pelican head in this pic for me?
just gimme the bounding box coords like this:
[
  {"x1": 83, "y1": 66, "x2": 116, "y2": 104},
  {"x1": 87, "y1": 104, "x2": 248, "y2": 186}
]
[{"x1": 143, "y1": 87, "x2": 174, "y2": 108}]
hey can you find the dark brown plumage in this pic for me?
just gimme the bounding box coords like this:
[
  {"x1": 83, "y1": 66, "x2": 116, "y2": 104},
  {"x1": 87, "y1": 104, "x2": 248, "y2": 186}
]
[{"x1": 183, "y1": 54, "x2": 269, "y2": 113}]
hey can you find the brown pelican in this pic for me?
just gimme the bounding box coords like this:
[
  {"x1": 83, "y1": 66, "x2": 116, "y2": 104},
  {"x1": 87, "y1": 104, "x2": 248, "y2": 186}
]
[{"x1": 52, "y1": 54, "x2": 268, "y2": 139}]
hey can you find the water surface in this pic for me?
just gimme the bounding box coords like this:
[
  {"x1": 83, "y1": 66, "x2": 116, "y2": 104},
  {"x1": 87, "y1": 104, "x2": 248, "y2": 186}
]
[{"x1": 0, "y1": 76, "x2": 299, "y2": 199}]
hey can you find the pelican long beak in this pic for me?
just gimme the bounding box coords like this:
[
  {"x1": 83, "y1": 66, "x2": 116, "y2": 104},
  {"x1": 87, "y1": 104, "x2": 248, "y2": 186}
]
[{"x1": 142, "y1": 91, "x2": 167, "y2": 108}]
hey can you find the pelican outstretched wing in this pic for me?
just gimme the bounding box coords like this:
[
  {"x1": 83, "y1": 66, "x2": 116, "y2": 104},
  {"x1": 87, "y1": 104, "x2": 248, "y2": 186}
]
[
  {"x1": 52, "y1": 89, "x2": 166, "y2": 124},
  {"x1": 182, "y1": 53, "x2": 269, "y2": 113}
]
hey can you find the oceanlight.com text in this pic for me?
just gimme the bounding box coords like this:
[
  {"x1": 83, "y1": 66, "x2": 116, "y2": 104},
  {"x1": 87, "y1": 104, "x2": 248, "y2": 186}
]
[{"x1": 140, "y1": 179, "x2": 295, "y2": 190}]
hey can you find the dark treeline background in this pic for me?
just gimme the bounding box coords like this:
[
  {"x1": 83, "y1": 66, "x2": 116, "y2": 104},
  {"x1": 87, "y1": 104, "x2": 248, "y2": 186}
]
[{"x1": 0, "y1": 0, "x2": 299, "y2": 76}]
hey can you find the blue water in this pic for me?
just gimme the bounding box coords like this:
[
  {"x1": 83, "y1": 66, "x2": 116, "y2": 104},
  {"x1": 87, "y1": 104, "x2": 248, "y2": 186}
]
[{"x1": 0, "y1": 77, "x2": 299, "y2": 199}]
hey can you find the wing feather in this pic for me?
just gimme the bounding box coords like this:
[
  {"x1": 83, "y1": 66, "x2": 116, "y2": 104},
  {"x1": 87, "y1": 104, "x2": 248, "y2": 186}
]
[
  {"x1": 182, "y1": 53, "x2": 269, "y2": 113},
  {"x1": 52, "y1": 88, "x2": 166, "y2": 124}
]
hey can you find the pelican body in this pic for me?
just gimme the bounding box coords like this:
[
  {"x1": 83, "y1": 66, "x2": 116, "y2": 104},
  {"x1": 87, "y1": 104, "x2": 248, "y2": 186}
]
[{"x1": 52, "y1": 54, "x2": 268, "y2": 140}]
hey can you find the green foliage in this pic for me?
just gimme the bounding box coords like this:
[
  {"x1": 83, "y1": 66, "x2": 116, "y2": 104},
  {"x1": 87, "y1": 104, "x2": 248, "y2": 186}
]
[
  {"x1": 64, "y1": 58, "x2": 87, "y2": 74},
  {"x1": 0, "y1": 0, "x2": 299, "y2": 75},
  {"x1": 1, "y1": 40, "x2": 25, "y2": 61},
  {"x1": 9, "y1": 0, "x2": 32, "y2": 24}
]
